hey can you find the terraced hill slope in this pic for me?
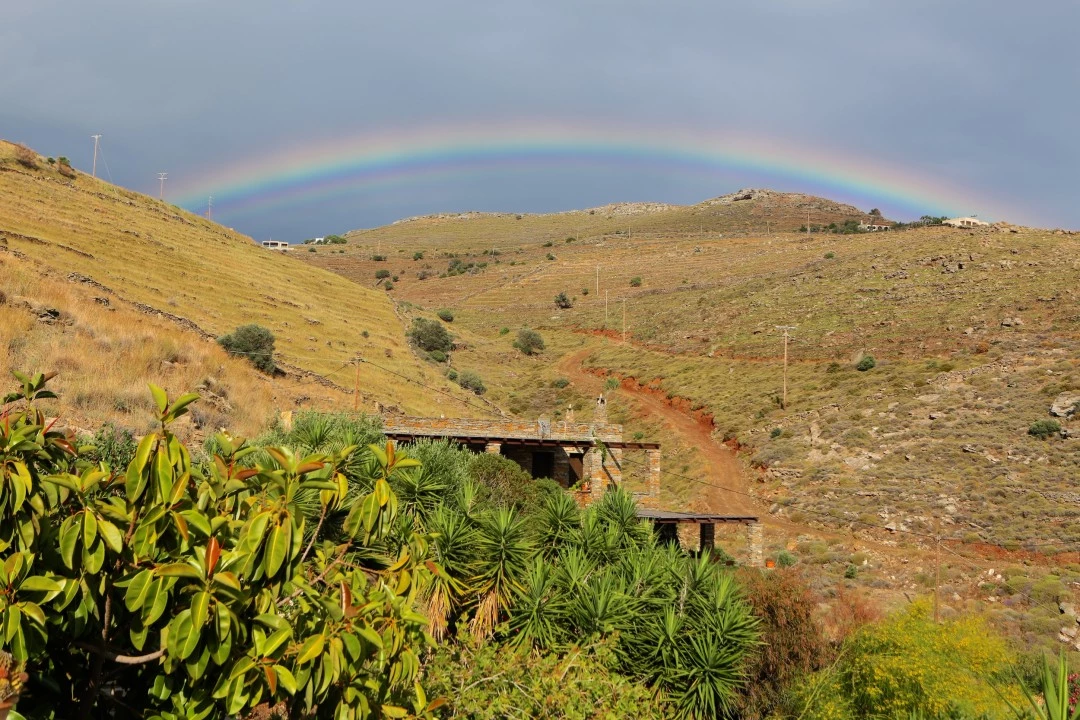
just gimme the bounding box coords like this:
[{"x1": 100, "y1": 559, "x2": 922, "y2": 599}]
[
  {"x1": 0, "y1": 140, "x2": 484, "y2": 430},
  {"x1": 308, "y1": 204, "x2": 1080, "y2": 552}
]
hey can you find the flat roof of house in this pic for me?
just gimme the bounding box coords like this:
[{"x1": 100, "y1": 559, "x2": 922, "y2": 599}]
[
  {"x1": 636, "y1": 509, "x2": 758, "y2": 524},
  {"x1": 384, "y1": 431, "x2": 659, "y2": 450}
]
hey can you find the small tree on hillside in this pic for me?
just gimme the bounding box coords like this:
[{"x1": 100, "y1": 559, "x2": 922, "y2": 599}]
[
  {"x1": 217, "y1": 323, "x2": 276, "y2": 373},
  {"x1": 513, "y1": 328, "x2": 545, "y2": 356},
  {"x1": 408, "y1": 317, "x2": 452, "y2": 353},
  {"x1": 554, "y1": 292, "x2": 572, "y2": 309}
]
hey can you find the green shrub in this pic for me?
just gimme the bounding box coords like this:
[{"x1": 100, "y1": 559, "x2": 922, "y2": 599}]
[
  {"x1": 82, "y1": 423, "x2": 138, "y2": 469},
  {"x1": 542, "y1": 240, "x2": 554, "y2": 247},
  {"x1": 457, "y1": 370, "x2": 486, "y2": 395},
  {"x1": 384, "y1": 281, "x2": 394, "y2": 291},
  {"x1": 546, "y1": 253, "x2": 556, "y2": 261},
  {"x1": 824, "y1": 251, "x2": 835, "y2": 259},
  {"x1": 855, "y1": 355, "x2": 876, "y2": 372},
  {"x1": 844, "y1": 564, "x2": 858, "y2": 579},
  {"x1": 552, "y1": 377, "x2": 570, "y2": 389},
  {"x1": 217, "y1": 323, "x2": 276, "y2": 373},
  {"x1": 581, "y1": 287, "x2": 589, "y2": 295},
  {"x1": 374, "y1": 268, "x2": 391, "y2": 279},
  {"x1": 513, "y1": 328, "x2": 545, "y2": 355},
  {"x1": 413, "y1": 251, "x2": 424, "y2": 260},
  {"x1": 307, "y1": 247, "x2": 316, "y2": 252},
  {"x1": 604, "y1": 377, "x2": 619, "y2": 391},
  {"x1": 371, "y1": 254, "x2": 386, "y2": 261},
  {"x1": 554, "y1": 292, "x2": 572, "y2": 309},
  {"x1": 426, "y1": 638, "x2": 665, "y2": 719},
  {"x1": 446, "y1": 369, "x2": 458, "y2": 382},
  {"x1": 408, "y1": 317, "x2": 452, "y2": 353},
  {"x1": 1029, "y1": 419, "x2": 1061, "y2": 439},
  {"x1": 789, "y1": 602, "x2": 1023, "y2": 720},
  {"x1": 770, "y1": 427, "x2": 783, "y2": 439},
  {"x1": 735, "y1": 568, "x2": 831, "y2": 720},
  {"x1": 499, "y1": 327, "x2": 510, "y2": 335},
  {"x1": 777, "y1": 550, "x2": 798, "y2": 567},
  {"x1": 826, "y1": 362, "x2": 841, "y2": 373},
  {"x1": 437, "y1": 308, "x2": 454, "y2": 322},
  {"x1": 0, "y1": 373, "x2": 430, "y2": 718},
  {"x1": 428, "y1": 350, "x2": 447, "y2": 363},
  {"x1": 629, "y1": 276, "x2": 642, "y2": 287}
]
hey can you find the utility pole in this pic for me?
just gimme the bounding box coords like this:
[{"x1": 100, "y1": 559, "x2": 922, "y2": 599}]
[
  {"x1": 595, "y1": 265, "x2": 600, "y2": 295},
  {"x1": 622, "y1": 299, "x2": 627, "y2": 344},
  {"x1": 157, "y1": 172, "x2": 168, "y2": 200},
  {"x1": 806, "y1": 210, "x2": 810, "y2": 238},
  {"x1": 775, "y1": 325, "x2": 796, "y2": 409},
  {"x1": 353, "y1": 359, "x2": 361, "y2": 412},
  {"x1": 207, "y1": 195, "x2": 213, "y2": 221},
  {"x1": 91, "y1": 134, "x2": 101, "y2": 179},
  {"x1": 932, "y1": 516, "x2": 941, "y2": 623},
  {"x1": 605, "y1": 290, "x2": 609, "y2": 327}
]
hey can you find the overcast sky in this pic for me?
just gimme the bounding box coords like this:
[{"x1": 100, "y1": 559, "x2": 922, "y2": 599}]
[{"x1": 2, "y1": 1, "x2": 1076, "y2": 240}]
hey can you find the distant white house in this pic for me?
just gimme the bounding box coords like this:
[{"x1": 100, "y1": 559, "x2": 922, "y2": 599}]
[
  {"x1": 261, "y1": 240, "x2": 289, "y2": 251},
  {"x1": 859, "y1": 221, "x2": 892, "y2": 232},
  {"x1": 943, "y1": 217, "x2": 989, "y2": 229}
]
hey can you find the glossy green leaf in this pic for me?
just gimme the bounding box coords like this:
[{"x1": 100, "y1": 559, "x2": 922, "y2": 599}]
[
  {"x1": 149, "y1": 383, "x2": 169, "y2": 413},
  {"x1": 98, "y1": 518, "x2": 123, "y2": 554},
  {"x1": 264, "y1": 525, "x2": 287, "y2": 577}
]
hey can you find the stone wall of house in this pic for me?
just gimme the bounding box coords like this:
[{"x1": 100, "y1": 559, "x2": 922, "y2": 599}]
[{"x1": 383, "y1": 416, "x2": 623, "y2": 443}]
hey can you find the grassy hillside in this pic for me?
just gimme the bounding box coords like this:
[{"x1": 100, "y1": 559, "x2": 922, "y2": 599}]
[
  {"x1": 309, "y1": 203, "x2": 1080, "y2": 550},
  {"x1": 0, "y1": 140, "x2": 485, "y2": 422}
]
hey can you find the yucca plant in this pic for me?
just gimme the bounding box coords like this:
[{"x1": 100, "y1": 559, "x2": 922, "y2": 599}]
[
  {"x1": 470, "y1": 507, "x2": 533, "y2": 638},
  {"x1": 1013, "y1": 652, "x2": 1080, "y2": 720}
]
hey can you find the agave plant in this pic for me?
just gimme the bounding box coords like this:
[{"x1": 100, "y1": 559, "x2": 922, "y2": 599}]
[{"x1": 1014, "y1": 652, "x2": 1080, "y2": 720}]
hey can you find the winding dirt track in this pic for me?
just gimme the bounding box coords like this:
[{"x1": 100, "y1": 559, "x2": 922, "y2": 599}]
[{"x1": 557, "y1": 347, "x2": 758, "y2": 518}]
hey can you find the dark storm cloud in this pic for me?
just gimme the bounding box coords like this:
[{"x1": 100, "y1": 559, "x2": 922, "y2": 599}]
[{"x1": 2, "y1": 1, "x2": 1076, "y2": 239}]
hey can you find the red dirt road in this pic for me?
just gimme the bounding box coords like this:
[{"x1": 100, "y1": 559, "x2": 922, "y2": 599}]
[{"x1": 557, "y1": 348, "x2": 758, "y2": 518}]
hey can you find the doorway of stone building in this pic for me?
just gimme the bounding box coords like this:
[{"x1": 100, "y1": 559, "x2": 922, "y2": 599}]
[
  {"x1": 568, "y1": 454, "x2": 583, "y2": 488},
  {"x1": 532, "y1": 451, "x2": 555, "y2": 481}
]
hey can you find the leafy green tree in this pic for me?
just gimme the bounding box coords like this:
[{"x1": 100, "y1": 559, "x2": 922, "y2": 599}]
[
  {"x1": 512, "y1": 328, "x2": 545, "y2": 356},
  {"x1": 855, "y1": 355, "x2": 876, "y2": 372},
  {"x1": 553, "y1": 292, "x2": 572, "y2": 309},
  {"x1": 408, "y1": 318, "x2": 452, "y2": 354},
  {"x1": 0, "y1": 372, "x2": 441, "y2": 718},
  {"x1": 456, "y1": 370, "x2": 486, "y2": 395},
  {"x1": 217, "y1": 324, "x2": 276, "y2": 373}
]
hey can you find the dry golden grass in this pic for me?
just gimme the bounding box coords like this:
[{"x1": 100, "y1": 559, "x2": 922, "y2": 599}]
[
  {"x1": 0, "y1": 139, "x2": 483, "y2": 418},
  {"x1": 313, "y1": 207, "x2": 1080, "y2": 548},
  {"x1": 0, "y1": 251, "x2": 347, "y2": 441}
]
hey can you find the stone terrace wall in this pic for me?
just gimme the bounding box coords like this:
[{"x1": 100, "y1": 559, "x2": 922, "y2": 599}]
[{"x1": 383, "y1": 416, "x2": 623, "y2": 444}]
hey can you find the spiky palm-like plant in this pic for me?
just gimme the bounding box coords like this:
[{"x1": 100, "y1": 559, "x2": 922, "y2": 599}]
[
  {"x1": 1014, "y1": 652, "x2": 1080, "y2": 720},
  {"x1": 507, "y1": 557, "x2": 567, "y2": 648},
  {"x1": 470, "y1": 507, "x2": 533, "y2": 638}
]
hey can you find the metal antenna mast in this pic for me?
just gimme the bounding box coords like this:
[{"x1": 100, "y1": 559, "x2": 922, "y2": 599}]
[
  {"x1": 157, "y1": 172, "x2": 168, "y2": 199},
  {"x1": 91, "y1": 134, "x2": 102, "y2": 178},
  {"x1": 775, "y1": 325, "x2": 796, "y2": 409},
  {"x1": 207, "y1": 195, "x2": 213, "y2": 220}
]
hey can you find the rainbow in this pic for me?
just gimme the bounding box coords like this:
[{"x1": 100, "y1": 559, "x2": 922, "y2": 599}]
[{"x1": 174, "y1": 121, "x2": 1014, "y2": 224}]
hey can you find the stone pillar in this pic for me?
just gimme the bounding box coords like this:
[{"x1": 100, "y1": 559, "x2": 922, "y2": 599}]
[
  {"x1": 553, "y1": 447, "x2": 570, "y2": 486},
  {"x1": 699, "y1": 523, "x2": 715, "y2": 552},
  {"x1": 644, "y1": 448, "x2": 661, "y2": 504},
  {"x1": 747, "y1": 523, "x2": 764, "y2": 568},
  {"x1": 484, "y1": 442, "x2": 501, "y2": 455},
  {"x1": 594, "y1": 394, "x2": 608, "y2": 424}
]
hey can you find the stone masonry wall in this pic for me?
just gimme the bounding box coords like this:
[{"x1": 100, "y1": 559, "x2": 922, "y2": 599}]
[{"x1": 384, "y1": 416, "x2": 623, "y2": 443}]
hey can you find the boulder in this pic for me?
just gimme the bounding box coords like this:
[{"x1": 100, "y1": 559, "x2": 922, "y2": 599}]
[{"x1": 1050, "y1": 392, "x2": 1080, "y2": 418}]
